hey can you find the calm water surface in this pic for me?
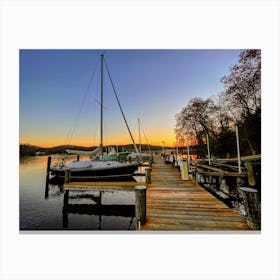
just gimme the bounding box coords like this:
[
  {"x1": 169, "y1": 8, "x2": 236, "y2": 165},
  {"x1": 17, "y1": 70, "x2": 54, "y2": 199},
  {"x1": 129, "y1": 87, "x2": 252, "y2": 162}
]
[{"x1": 20, "y1": 155, "x2": 137, "y2": 230}]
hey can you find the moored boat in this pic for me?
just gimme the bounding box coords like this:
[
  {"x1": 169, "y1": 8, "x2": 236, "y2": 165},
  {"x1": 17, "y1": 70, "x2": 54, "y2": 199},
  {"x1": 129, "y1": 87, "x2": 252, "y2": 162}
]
[
  {"x1": 50, "y1": 54, "x2": 140, "y2": 181},
  {"x1": 51, "y1": 159, "x2": 138, "y2": 181}
]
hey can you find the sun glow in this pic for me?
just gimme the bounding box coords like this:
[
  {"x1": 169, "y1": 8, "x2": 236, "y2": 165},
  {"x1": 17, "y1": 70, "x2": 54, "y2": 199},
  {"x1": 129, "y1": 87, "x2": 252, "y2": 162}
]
[{"x1": 20, "y1": 133, "x2": 176, "y2": 148}]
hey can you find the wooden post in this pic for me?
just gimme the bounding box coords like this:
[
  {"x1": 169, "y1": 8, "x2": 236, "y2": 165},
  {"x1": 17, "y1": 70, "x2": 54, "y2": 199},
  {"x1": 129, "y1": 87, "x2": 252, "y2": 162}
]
[
  {"x1": 45, "y1": 156, "x2": 52, "y2": 199},
  {"x1": 206, "y1": 133, "x2": 211, "y2": 165},
  {"x1": 135, "y1": 185, "x2": 147, "y2": 226},
  {"x1": 245, "y1": 162, "x2": 256, "y2": 187},
  {"x1": 77, "y1": 155, "x2": 80, "y2": 161},
  {"x1": 62, "y1": 204, "x2": 68, "y2": 228},
  {"x1": 98, "y1": 191, "x2": 102, "y2": 205},
  {"x1": 239, "y1": 187, "x2": 261, "y2": 230},
  {"x1": 236, "y1": 125, "x2": 242, "y2": 173},
  {"x1": 180, "y1": 160, "x2": 189, "y2": 180},
  {"x1": 63, "y1": 190, "x2": 69, "y2": 206},
  {"x1": 63, "y1": 189, "x2": 69, "y2": 227},
  {"x1": 45, "y1": 156, "x2": 51, "y2": 182},
  {"x1": 195, "y1": 172, "x2": 199, "y2": 184},
  {"x1": 145, "y1": 167, "x2": 152, "y2": 184},
  {"x1": 64, "y1": 169, "x2": 71, "y2": 183}
]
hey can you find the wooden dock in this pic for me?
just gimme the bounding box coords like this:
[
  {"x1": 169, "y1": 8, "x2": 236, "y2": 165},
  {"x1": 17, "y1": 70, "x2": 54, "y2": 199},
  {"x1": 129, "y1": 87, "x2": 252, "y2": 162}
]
[
  {"x1": 61, "y1": 155, "x2": 250, "y2": 231},
  {"x1": 140, "y1": 155, "x2": 250, "y2": 231}
]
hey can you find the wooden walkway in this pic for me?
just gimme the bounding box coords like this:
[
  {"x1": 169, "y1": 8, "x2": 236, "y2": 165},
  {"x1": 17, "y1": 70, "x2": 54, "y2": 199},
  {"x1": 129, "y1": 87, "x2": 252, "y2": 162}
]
[{"x1": 141, "y1": 155, "x2": 250, "y2": 231}]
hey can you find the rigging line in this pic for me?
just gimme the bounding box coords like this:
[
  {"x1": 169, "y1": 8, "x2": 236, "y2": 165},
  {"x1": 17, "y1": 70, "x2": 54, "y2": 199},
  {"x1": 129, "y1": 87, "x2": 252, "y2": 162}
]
[
  {"x1": 103, "y1": 58, "x2": 141, "y2": 158},
  {"x1": 65, "y1": 57, "x2": 99, "y2": 145},
  {"x1": 66, "y1": 61, "x2": 99, "y2": 145},
  {"x1": 139, "y1": 119, "x2": 151, "y2": 153}
]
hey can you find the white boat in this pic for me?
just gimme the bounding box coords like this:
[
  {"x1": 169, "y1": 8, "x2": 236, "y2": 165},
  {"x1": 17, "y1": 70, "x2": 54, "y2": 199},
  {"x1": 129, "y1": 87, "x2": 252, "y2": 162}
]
[{"x1": 50, "y1": 54, "x2": 139, "y2": 181}]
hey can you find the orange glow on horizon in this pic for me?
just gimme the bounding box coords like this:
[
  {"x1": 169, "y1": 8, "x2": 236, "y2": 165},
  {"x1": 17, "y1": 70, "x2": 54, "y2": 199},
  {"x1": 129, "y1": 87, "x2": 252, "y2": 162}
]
[
  {"x1": 20, "y1": 135, "x2": 177, "y2": 148},
  {"x1": 20, "y1": 126, "x2": 178, "y2": 148}
]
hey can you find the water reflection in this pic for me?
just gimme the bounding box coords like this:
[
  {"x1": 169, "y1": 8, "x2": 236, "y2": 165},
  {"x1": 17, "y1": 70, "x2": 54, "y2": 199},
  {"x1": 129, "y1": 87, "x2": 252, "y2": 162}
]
[
  {"x1": 61, "y1": 190, "x2": 136, "y2": 230},
  {"x1": 20, "y1": 155, "x2": 137, "y2": 230}
]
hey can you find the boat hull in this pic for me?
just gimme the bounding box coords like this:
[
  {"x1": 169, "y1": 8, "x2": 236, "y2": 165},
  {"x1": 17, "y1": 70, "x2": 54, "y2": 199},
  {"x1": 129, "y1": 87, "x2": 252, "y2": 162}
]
[{"x1": 50, "y1": 163, "x2": 138, "y2": 181}]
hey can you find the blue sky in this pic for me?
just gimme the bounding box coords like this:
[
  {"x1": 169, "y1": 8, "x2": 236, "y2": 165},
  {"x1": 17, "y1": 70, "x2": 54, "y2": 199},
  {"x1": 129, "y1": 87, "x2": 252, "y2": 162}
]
[{"x1": 19, "y1": 49, "x2": 241, "y2": 147}]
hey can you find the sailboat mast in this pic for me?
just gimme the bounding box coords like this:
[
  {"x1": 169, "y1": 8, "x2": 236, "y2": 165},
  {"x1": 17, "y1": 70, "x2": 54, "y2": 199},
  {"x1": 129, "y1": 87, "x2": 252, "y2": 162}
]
[{"x1": 100, "y1": 54, "x2": 104, "y2": 155}]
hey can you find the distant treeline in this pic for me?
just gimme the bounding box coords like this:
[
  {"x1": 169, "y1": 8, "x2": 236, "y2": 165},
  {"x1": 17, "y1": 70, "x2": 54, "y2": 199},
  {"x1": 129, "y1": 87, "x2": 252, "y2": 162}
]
[
  {"x1": 19, "y1": 144, "x2": 165, "y2": 157},
  {"x1": 19, "y1": 144, "x2": 95, "y2": 156},
  {"x1": 175, "y1": 50, "x2": 261, "y2": 158}
]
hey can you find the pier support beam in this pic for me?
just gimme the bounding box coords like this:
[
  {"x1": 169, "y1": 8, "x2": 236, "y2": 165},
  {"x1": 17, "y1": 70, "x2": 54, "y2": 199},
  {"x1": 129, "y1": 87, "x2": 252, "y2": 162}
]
[
  {"x1": 135, "y1": 185, "x2": 147, "y2": 227},
  {"x1": 239, "y1": 187, "x2": 261, "y2": 230}
]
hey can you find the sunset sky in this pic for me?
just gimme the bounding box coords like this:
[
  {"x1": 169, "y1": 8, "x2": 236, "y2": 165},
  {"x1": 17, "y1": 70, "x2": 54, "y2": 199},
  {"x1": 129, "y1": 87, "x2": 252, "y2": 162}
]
[{"x1": 20, "y1": 49, "x2": 241, "y2": 148}]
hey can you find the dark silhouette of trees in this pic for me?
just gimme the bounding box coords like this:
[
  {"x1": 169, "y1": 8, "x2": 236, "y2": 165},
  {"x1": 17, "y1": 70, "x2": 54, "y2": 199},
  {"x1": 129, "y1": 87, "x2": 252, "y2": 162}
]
[{"x1": 175, "y1": 49, "x2": 261, "y2": 158}]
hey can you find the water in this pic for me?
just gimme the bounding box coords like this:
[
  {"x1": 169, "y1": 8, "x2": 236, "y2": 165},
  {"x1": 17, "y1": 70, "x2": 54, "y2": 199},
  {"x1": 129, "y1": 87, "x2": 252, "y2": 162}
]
[{"x1": 20, "y1": 155, "x2": 137, "y2": 230}]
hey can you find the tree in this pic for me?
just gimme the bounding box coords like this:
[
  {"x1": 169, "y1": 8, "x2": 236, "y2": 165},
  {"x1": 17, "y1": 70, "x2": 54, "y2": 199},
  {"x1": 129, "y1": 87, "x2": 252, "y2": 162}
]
[
  {"x1": 175, "y1": 49, "x2": 261, "y2": 158},
  {"x1": 220, "y1": 49, "x2": 261, "y2": 154},
  {"x1": 175, "y1": 97, "x2": 219, "y2": 157},
  {"x1": 220, "y1": 49, "x2": 261, "y2": 119}
]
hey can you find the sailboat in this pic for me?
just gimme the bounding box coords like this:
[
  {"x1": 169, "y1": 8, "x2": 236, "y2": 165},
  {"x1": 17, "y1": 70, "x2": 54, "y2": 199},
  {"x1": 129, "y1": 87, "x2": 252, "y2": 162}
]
[
  {"x1": 50, "y1": 54, "x2": 139, "y2": 181},
  {"x1": 65, "y1": 146, "x2": 130, "y2": 161},
  {"x1": 127, "y1": 118, "x2": 153, "y2": 163}
]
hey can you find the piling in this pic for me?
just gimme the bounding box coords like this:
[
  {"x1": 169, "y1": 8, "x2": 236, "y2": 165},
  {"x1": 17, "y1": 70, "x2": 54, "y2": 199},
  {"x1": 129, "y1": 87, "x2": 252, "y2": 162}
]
[
  {"x1": 63, "y1": 190, "x2": 69, "y2": 206},
  {"x1": 98, "y1": 191, "x2": 102, "y2": 205},
  {"x1": 236, "y1": 125, "x2": 242, "y2": 173},
  {"x1": 45, "y1": 156, "x2": 52, "y2": 199},
  {"x1": 62, "y1": 209, "x2": 68, "y2": 228},
  {"x1": 77, "y1": 155, "x2": 80, "y2": 161},
  {"x1": 45, "y1": 156, "x2": 51, "y2": 183},
  {"x1": 245, "y1": 162, "x2": 256, "y2": 187},
  {"x1": 135, "y1": 185, "x2": 147, "y2": 226},
  {"x1": 180, "y1": 160, "x2": 189, "y2": 180},
  {"x1": 239, "y1": 187, "x2": 261, "y2": 230},
  {"x1": 64, "y1": 169, "x2": 71, "y2": 184},
  {"x1": 145, "y1": 167, "x2": 152, "y2": 184}
]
